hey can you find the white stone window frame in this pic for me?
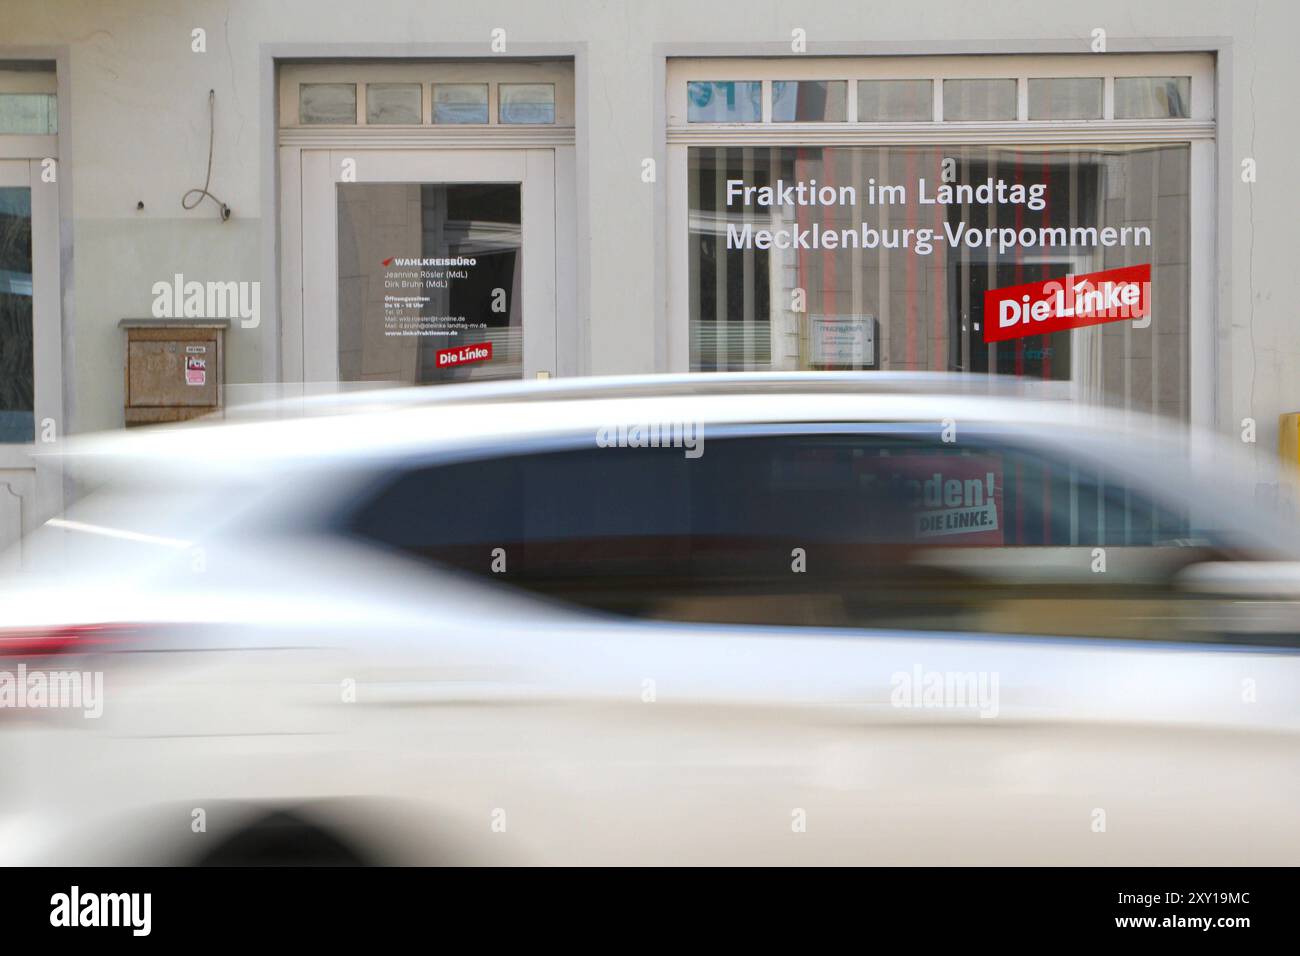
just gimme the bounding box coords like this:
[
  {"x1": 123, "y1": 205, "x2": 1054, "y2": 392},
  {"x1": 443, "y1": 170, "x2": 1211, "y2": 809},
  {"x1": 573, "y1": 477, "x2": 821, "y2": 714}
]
[{"x1": 666, "y1": 53, "x2": 1216, "y2": 428}]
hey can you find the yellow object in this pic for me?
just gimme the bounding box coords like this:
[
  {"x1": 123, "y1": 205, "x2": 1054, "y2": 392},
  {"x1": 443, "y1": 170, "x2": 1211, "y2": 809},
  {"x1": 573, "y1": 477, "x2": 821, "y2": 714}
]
[{"x1": 1279, "y1": 413, "x2": 1300, "y2": 466}]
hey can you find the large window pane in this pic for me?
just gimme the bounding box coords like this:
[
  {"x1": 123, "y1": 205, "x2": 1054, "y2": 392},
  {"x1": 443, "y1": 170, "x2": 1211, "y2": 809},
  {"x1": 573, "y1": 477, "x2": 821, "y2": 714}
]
[
  {"x1": 687, "y1": 81, "x2": 762, "y2": 123},
  {"x1": 772, "y1": 80, "x2": 846, "y2": 122},
  {"x1": 688, "y1": 144, "x2": 1191, "y2": 420},
  {"x1": 0, "y1": 187, "x2": 33, "y2": 442}
]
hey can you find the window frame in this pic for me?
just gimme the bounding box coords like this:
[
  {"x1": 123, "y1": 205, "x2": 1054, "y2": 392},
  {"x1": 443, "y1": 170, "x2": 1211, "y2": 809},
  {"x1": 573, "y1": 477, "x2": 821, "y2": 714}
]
[{"x1": 665, "y1": 53, "x2": 1216, "y2": 429}]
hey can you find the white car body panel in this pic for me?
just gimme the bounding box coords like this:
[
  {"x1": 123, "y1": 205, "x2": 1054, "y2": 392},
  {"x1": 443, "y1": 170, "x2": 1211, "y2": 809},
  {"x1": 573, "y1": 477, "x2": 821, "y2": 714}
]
[{"x1": 1, "y1": 374, "x2": 1297, "y2": 865}]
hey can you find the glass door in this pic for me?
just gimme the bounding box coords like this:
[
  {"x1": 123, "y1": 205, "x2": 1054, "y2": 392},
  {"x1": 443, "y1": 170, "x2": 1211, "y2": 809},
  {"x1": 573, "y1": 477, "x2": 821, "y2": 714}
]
[{"x1": 297, "y1": 149, "x2": 556, "y2": 385}]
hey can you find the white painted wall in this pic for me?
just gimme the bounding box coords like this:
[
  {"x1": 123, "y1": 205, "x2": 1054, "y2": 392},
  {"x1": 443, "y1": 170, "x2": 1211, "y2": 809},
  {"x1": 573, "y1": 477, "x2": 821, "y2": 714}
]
[{"x1": 1, "y1": 0, "x2": 1298, "y2": 482}]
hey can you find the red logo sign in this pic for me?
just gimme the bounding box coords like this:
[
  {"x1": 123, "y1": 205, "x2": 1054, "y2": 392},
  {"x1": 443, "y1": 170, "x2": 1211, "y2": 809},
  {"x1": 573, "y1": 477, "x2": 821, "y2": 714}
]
[
  {"x1": 435, "y1": 342, "x2": 493, "y2": 367},
  {"x1": 983, "y1": 264, "x2": 1150, "y2": 343}
]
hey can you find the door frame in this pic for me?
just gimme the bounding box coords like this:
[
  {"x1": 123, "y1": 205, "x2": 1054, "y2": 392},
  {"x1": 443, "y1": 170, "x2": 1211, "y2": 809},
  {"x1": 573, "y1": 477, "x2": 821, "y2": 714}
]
[
  {"x1": 289, "y1": 147, "x2": 557, "y2": 385},
  {"x1": 279, "y1": 128, "x2": 577, "y2": 386}
]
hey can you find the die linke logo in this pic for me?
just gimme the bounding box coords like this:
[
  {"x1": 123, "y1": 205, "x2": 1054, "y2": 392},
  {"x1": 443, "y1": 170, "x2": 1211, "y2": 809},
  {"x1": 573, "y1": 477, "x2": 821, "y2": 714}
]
[
  {"x1": 436, "y1": 342, "x2": 493, "y2": 367},
  {"x1": 984, "y1": 263, "x2": 1150, "y2": 343}
]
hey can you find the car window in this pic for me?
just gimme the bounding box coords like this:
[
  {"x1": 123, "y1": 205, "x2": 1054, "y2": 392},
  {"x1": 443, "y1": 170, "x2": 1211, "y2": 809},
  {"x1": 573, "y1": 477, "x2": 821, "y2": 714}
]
[{"x1": 341, "y1": 429, "x2": 1292, "y2": 645}]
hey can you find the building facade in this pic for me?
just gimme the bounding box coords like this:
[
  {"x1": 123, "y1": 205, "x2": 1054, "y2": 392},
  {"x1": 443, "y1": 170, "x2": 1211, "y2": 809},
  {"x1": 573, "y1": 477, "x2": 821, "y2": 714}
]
[{"x1": 0, "y1": 0, "x2": 1297, "y2": 552}]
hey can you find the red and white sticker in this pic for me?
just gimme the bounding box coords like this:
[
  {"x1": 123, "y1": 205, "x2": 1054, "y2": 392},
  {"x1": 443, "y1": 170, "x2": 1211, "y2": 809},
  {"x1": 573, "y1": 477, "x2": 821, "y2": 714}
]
[
  {"x1": 903, "y1": 457, "x2": 1003, "y2": 546},
  {"x1": 983, "y1": 263, "x2": 1150, "y2": 343},
  {"x1": 435, "y1": 342, "x2": 493, "y2": 368},
  {"x1": 185, "y1": 356, "x2": 206, "y2": 386}
]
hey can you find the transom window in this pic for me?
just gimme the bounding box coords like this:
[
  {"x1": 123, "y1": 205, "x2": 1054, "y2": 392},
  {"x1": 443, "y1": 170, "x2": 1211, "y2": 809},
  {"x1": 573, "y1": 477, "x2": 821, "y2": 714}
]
[
  {"x1": 674, "y1": 56, "x2": 1209, "y2": 125},
  {"x1": 280, "y1": 62, "x2": 574, "y2": 129}
]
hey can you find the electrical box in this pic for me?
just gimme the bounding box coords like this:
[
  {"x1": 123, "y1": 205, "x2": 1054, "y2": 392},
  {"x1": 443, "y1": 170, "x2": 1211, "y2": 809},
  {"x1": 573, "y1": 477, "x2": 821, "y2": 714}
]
[{"x1": 119, "y1": 319, "x2": 229, "y2": 427}]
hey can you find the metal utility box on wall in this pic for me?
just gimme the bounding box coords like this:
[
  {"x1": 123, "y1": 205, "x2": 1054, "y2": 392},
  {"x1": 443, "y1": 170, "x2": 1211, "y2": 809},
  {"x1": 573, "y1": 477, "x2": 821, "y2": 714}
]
[{"x1": 119, "y1": 319, "x2": 229, "y2": 426}]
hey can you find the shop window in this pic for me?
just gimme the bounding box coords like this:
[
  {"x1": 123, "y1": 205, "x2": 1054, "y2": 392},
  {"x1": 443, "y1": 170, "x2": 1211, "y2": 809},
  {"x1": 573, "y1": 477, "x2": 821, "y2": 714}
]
[
  {"x1": 688, "y1": 143, "x2": 1190, "y2": 419},
  {"x1": 432, "y1": 83, "x2": 489, "y2": 124},
  {"x1": 498, "y1": 83, "x2": 555, "y2": 125},
  {"x1": 0, "y1": 93, "x2": 56, "y2": 134},
  {"x1": 687, "y1": 81, "x2": 762, "y2": 123},
  {"x1": 942, "y1": 79, "x2": 1017, "y2": 121},
  {"x1": 856, "y1": 80, "x2": 932, "y2": 122},
  {"x1": 299, "y1": 83, "x2": 357, "y2": 125},
  {"x1": 1027, "y1": 77, "x2": 1102, "y2": 120},
  {"x1": 365, "y1": 83, "x2": 422, "y2": 125},
  {"x1": 772, "y1": 80, "x2": 847, "y2": 122},
  {"x1": 1115, "y1": 76, "x2": 1190, "y2": 119}
]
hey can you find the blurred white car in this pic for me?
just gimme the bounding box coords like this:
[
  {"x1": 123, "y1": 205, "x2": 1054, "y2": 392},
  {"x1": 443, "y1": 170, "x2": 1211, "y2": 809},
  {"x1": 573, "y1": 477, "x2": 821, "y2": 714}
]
[{"x1": 1, "y1": 373, "x2": 1298, "y2": 865}]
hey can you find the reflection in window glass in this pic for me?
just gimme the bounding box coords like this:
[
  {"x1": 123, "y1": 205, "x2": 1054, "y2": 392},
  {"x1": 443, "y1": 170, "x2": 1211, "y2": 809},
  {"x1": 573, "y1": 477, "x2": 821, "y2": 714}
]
[
  {"x1": 0, "y1": 93, "x2": 56, "y2": 134},
  {"x1": 299, "y1": 83, "x2": 357, "y2": 125},
  {"x1": 499, "y1": 83, "x2": 555, "y2": 125},
  {"x1": 688, "y1": 143, "x2": 1191, "y2": 419},
  {"x1": 1028, "y1": 77, "x2": 1102, "y2": 120},
  {"x1": 687, "y1": 81, "x2": 762, "y2": 123},
  {"x1": 366, "y1": 83, "x2": 422, "y2": 125},
  {"x1": 1114, "y1": 76, "x2": 1190, "y2": 119},
  {"x1": 857, "y1": 80, "x2": 932, "y2": 122},
  {"x1": 337, "y1": 182, "x2": 522, "y2": 385},
  {"x1": 432, "y1": 84, "x2": 489, "y2": 124},
  {"x1": 771, "y1": 81, "x2": 847, "y2": 122},
  {"x1": 943, "y1": 79, "x2": 1017, "y2": 121},
  {"x1": 0, "y1": 187, "x2": 34, "y2": 442},
  {"x1": 345, "y1": 432, "x2": 1237, "y2": 643}
]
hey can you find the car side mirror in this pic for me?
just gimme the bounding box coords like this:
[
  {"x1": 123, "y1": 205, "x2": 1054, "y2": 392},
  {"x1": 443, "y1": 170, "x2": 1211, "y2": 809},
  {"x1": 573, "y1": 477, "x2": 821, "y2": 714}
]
[
  {"x1": 1174, "y1": 561, "x2": 1300, "y2": 645},
  {"x1": 1175, "y1": 560, "x2": 1300, "y2": 598}
]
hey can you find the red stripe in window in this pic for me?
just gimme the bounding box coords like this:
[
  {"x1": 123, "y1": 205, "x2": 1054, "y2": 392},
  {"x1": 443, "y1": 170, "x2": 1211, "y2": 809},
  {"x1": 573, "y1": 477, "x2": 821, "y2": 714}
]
[
  {"x1": 933, "y1": 146, "x2": 946, "y2": 371},
  {"x1": 1013, "y1": 157, "x2": 1024, "y2": 542},
  {"x1": 1013, "y1": 158, "x2": 1024, "y2": 378},
  {"x1": 905, "y1": 148, "x2": 917, "y2": 369},
  {"x1": 1041, "y1": 156, "x2": 1052, "y2": 545}
]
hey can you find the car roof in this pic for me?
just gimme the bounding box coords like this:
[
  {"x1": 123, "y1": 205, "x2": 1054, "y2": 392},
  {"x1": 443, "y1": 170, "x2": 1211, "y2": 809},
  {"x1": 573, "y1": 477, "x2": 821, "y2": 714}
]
[
  {"x1": 39, "y1": 372, "x2": 1106, "y2": 476},
  {"x1": 217, "y1": 371, "x2": 1077, "y2": 416},
  {"x1": 24, "y1": 372, "x2": 1300, "y2": 558},
  {"x1": 37, "y1": 371, "x2": 1258, "y2": 511}
]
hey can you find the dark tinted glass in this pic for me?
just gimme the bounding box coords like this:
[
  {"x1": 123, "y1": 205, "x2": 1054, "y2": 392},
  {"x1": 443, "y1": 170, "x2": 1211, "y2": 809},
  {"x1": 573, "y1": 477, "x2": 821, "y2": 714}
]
[
  {"x1": 343, "y1": 431, "x2": 1232, "y2": 638},
  {"x1": 0, "y1": 186, "x2": 34, "y2": 442}
]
